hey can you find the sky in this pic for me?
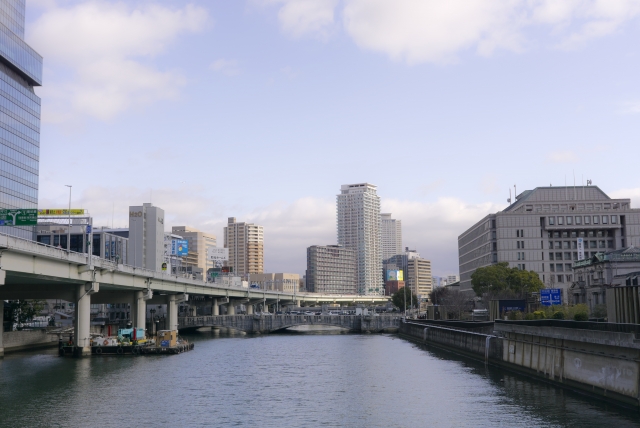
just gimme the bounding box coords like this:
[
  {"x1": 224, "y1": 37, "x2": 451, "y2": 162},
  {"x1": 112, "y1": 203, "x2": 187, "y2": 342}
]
[{"x1": 24, "y1": 0, "x2": 640, "y2": 277}]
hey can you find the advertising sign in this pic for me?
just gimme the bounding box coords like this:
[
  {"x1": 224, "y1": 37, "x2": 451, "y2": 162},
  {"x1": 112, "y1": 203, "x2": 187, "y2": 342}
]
[
  {"x1": 207, "y1": 247, "x2": 229, "y2": 262},
  {"x1": 0, "y1": 209, "x2": 38, "y2": 226},
  {"x1": 386, "y1": 270, "x2": 403, "y2": 281},
  {"x1": 577, "y1": 237, "x2": 585, "y2": 260},
  {"x1": 171, "y1": 239, "x2": 189, "y2": 256},
  {"x1": 540, "y1": 289, "x2": 562, "y2": 306},
  {"x1": 38, "y1": 209, "x2": 85, "y2": 216}
]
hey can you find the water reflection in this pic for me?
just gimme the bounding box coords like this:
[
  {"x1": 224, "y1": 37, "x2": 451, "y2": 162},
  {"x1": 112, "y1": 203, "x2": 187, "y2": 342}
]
[{"x1": 0, "y1": 334, "x2": 638, "y2": 427}]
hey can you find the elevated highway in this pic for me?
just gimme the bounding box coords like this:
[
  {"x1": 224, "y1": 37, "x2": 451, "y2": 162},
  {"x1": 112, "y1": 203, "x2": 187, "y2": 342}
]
[{"x1": 0, "y1": 233, "x2": 389, "y2": 356}]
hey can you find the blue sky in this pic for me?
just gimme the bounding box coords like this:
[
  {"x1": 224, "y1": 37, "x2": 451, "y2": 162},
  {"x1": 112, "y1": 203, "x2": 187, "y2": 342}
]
[{"x1": 24, "y1": 0, "x2": 640, "y2": 276}]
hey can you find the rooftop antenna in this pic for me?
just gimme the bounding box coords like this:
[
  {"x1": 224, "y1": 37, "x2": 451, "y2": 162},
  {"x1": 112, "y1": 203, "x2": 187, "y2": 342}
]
[
  {"x1": 514, "y1": 184, "x2": 516, "y2": 199},
  {"x1": 582, "y1": 175, "x2": 584, "y2": 200},
  {"x1": 112, "y1": 202, "x2": 114, "y2": 228},
  {"x1": 507, "y1": 188, "x2": 512, "y2": 205},
  {"x1": 565, "y1": 175, "x2": 568, "y2": 200},
  {"x1": 573, "y1": 170, "x2": 576, "y2": 200}
]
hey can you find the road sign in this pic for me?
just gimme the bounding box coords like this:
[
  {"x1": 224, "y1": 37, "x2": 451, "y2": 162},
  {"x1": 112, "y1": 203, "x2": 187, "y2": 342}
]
[
  {"x1": 0, "y1": 209, "x2": 38, "y2": 226},
  {"x1": 86, "y1": 224, "x2": 92, "y2": 234},
  {"x1": 540, "y1": 288, "x2": 562, "y2": 306}
]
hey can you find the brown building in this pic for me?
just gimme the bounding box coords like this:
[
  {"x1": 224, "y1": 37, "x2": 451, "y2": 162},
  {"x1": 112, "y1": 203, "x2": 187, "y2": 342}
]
[
  {"x1": 385, "y1": 280, "x2": 405, "y2": 295},
  {"x1": 224, "y1": 217, "x2": 264, "y2": 277}
]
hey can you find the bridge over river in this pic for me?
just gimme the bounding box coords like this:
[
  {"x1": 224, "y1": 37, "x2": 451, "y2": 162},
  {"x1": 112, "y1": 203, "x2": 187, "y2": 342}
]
[{"x1": 179, "y1": 314, "x2": 401, "y2": 334}]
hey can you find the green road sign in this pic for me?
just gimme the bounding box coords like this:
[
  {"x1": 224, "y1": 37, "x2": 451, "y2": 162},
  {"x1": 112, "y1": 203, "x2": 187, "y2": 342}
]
[{"x1": 0, "y1": 209, "x2": 38, "y2": 226}]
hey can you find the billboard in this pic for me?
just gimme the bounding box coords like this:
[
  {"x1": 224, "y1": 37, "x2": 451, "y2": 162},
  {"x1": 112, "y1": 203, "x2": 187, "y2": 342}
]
[
  {"x1": 38, "y1": 209, "x2": 85, "y2": 216},
  {"x1": 0, "y1": 209, "x2": 37, "y2": 226},
  {"x1": 207, "y1": 247, "x2": 229, "y2": 262},
  {"x1": 171, "y1": 239, "x2": 188, "y2": 256},
  {"x1": 386, "y1": 270, "x2": 403, "y2": 281},
  {"x1": 540, "y1": 289, "x2": 562, "y2": 306}
]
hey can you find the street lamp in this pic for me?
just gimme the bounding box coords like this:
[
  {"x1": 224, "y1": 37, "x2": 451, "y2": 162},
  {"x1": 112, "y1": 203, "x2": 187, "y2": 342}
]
[{"x1": 65, "y1": 185, "x2": 72, "y2": 252}]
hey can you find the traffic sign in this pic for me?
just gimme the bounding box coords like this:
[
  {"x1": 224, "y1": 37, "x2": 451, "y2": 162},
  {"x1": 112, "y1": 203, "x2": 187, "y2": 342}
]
[
  {"x1": 540, "y1": 289, "x2": 562, "y2": 306},
  {"x1": 0, "y1": 209, "x2": 37, "y2": 226}
]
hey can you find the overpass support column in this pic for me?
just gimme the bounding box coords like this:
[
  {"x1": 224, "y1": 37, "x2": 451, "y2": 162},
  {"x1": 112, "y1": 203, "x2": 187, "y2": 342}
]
[
  {"x1": 134, "y1": 291, "x2": 146, "y2": 331},
  {"x1": 167, "y1": 295, "x2": 178, "y2": 331},
  {"x1": 227, "y1": 300, "x2": 236, "y2": 315},
  {"x1": 74, "y1": 284, "x2": 92, "y2": 357},
  {"x1": 0, "y1": 302, "x2": 4, "y2": 357},
  {"x1": 212, "y1": 299, "x2": 219, "y2": 316},
  {"x1": 246, "y1": 304, "x2": 254, "y2": 315}
]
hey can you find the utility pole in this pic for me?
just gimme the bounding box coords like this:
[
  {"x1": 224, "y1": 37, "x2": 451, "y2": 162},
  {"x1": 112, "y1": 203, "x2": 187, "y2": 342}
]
[{"x1": 65, "y1": 185, "x2": 72, "y2": 252}]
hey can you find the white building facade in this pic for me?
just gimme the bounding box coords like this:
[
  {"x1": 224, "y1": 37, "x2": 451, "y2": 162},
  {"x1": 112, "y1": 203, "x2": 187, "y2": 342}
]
[
  {"x1": 337, "y1": 183, "x2": 383, "y2": 295},
  {"x1": 381, "y1": 213, "x2": 402, "y2": 261},
  {"x1": 128, "y1": 203, "x2": 165, "y2": 271}
]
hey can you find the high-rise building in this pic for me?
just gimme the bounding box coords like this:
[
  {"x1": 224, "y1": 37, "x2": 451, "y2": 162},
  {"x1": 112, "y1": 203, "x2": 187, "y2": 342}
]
[
  {"x1": 458, "y1": 186, "x2": 640, "y2": 299},
  {"x1": 306, "y1": 245, "x2": 357, "y2": 294},
  {"x1": 447, "y1": 275, "x2": 459, "y2": 285},
  {"x1": 171, "y1": 226, "x2": 216, "y2": 273},
  {"x1": 406, "y1": 257, "x2": 432, "y2": 298},
  {"x1": 0, "y1": 0, "x2": 43, "y2": 239},
  {"x1": 224, "y1": 217, "x2": 264, "y2": 277},
  {"x1": 381, "y1": 213, "x2": 402, "y2": 261},
  {"x1": 128, "y1": 203, "x2": 165, "y2": 271},
  {"x1": 337, "y1": 183, "x2": 383, "y2": 295}
]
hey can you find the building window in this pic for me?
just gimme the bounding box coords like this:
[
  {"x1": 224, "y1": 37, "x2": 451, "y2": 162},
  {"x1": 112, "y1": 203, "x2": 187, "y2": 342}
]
[
  {"x1": 575, "y1": 216, "x2": 582, "y2": 225},
  {"x1": 612, "y1": 215, "x2": 618, "y2": 224},
  {"x1": 549, "y1": 241, "x2": 554, "y2": 249},
  {"x1": 573, "y1": 252, "x2": 578, "y2": 260},
  {"x1": 549, "y1": 252, "x2": 554, "y2": 260},
  {"x1": 558, "y1": 217, "x2": 564, "y2": 225},
  {"x1": 557, "y1": 275, "x2": 564, "y2": 283},
  {"x1": 550, "y1": 264, "x2": 555, "y2": 272},
  {"x1": 590, "y1": 241, "x2": 597, "y2": 249},
  {"x1": 555, "y1": 242, "x2": 562, "y2": 249},
  {"x1": 556, "y1": 264, "x2": 564, "y2": 272},
  {"x1": 565, "y1": 263, "x2": 572, "y2": 271},
  {"x1": 585, "y1": 216, "x2": 590, "y2": 225},
  {"x1": 599, "y1": 240, "x2": 605, "y2": 248},
  {"x1": 517, "y1": 230, "x2": 520, "y2": 237},
  {"x1": 563, "y1": 241, "x2": 570, "y2": 249},
  {"x1": 564, "y1": 252, "x2": 571, "y2": 260},
  {"x1": 567, "y1": 216, "x2": 573, "y2": 225},
  {"x1": 607, "y1": 240, "x2": 613, "y2": 248},
  {"x1": 517, "y1": 241, "x2": 520, "y2": 249},
  {"x1": 602, "y1": 215, "x2": 608, "y2": 224},
  {"x1": 593, "y1": 216, "x2": 599, "y2": 224},
  {"x1": 549, "y1": 217, "x2": 555, "y2": 226},
  {"x1": 556, "y1": 252, "x2": 562, "y2": 260}
]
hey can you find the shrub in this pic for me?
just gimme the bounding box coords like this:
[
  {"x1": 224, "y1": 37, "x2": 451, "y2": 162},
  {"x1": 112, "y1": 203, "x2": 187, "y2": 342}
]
[
  {"x1": 533, "y1": 310, "x2": 545, "y2": 320},
  {"x1": 552, "y1": 311, "x2": 565, "y2": 320},
  {"x1": 591, "y1": 304, "x2": 607, "y2": 319},
  {"x1": 506, "y1": 310, "x2": 524, "y2": 320},
  {"x1": 574, "y1": 312, "x2": 588, "y2": 321},
  {"x1": 524, "y1": 313, "x2": 535, "y2": 320}
]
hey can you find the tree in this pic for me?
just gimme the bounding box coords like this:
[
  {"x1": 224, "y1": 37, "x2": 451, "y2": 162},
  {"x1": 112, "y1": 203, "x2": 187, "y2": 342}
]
[
  {"x1": 471, "y1": 263, "x2": 544, "y2": 299},
  {"x1": 441, "y1": 290, "x2": 470, "y2": 320},
  {"x1": 429, "y1": 287, "x2": 450, "y2": 306},
  {"x1": 392, "y1": 287, "x2": 417, "y2": 312},
  {"x1": 5, "y1": 300, "x2": 44, "y2": 329}
]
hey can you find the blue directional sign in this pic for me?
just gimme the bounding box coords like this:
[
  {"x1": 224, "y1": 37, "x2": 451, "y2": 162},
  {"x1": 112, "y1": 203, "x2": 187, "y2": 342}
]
[{"x1": 540, "y1": 289, "x2": 562, "y2": 306}]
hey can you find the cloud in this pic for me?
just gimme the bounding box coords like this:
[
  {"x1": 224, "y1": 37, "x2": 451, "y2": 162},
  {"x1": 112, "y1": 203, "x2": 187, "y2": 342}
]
[
  {"x1": 259, "y1": 0, "x2": 339, "y2": 38},
  {"x1": 28, "y1": 1, "x2": 208, "y2": 121},
  {"x1": 547, "y1": 150, "x2": 578, "y2": 163},
  {"x1": 262, "y1": 0, "x2": 640, "y2": 63},
  {"x1": 210, "y1": 59, "x2": 241, "y2": 76},
  {"x1": 620, "y1": 101, "x2": 640, "y2": 114}
]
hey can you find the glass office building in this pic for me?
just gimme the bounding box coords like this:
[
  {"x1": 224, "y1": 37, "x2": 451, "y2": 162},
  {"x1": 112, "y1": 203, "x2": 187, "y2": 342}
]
[{"x1": 0, "y1": 0, "x2": 42, "y2": 239}]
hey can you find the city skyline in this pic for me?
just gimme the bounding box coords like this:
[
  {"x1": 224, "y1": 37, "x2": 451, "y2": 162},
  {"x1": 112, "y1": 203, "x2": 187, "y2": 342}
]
[{"x1": 20, "y1": 0, "x2": 640, "y2": 276}]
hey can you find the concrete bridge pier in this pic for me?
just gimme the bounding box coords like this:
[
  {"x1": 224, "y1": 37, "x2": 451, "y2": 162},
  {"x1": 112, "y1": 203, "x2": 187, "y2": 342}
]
[
  {"x1": 212, "y1": 298, "x2": 219, "y2": 316},
  {"x1": 74, "y1": 283, "x2": 93, "y2": 357},
  {"x1": 227, "y1": 300, "x2": 236, "y2": 315},
  {"x1": 133, "y1": 291, "x2": 146, "y2": 332},
  {"x1": 0, "y1": 302, "x2": 4, "y2": 358},
  {"x1": 167, "y1": 295, "x2": 178, "y2": 331},
  {"x1": 246, "y1": 304, "x2": 254, "y2": 315}
]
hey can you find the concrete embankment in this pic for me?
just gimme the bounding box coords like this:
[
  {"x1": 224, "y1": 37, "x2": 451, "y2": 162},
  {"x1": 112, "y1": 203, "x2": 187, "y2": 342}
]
[
  {"x1": 400, "y1": 319, "x2": 640, "y2": 410},
  {"x1": 2, "y1": 329, "x2": 59, "y2": 353}
]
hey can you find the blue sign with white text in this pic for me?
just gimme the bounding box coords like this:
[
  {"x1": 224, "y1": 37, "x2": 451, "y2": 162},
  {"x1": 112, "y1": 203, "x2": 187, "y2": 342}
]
[
  {"x1": 540, "y1": 289, "x2": 562, "y2": 306},
  {"x1": 171, "y1": 239, "x2": 189, "y2": 256}
]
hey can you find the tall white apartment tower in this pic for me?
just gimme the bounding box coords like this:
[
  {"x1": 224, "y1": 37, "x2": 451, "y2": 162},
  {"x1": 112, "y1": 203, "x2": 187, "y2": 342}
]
[
  {"x1": 337, "y1": 183, "x2": 383, "y2": 295},
  {"x1": 128, "y1": 203, "x2": 165, "y2": 271},
  {"x1": 381, "y1": 213, "x2": 402, "y2": 260}
]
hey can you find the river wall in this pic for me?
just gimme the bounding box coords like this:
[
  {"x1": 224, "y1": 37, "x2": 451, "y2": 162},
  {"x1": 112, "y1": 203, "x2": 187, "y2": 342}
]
[
  {"x1": 400, "y1": 319, "x2": 640, "y2": 410},
  {"x1": 2, "y1": 330, "x2": 58, "y2": 352}
]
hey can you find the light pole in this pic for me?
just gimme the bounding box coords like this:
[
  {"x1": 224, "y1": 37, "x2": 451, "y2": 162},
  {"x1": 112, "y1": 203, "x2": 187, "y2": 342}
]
[{"x1": 65, "y1": 185, "x2": 72, "y2": 252}]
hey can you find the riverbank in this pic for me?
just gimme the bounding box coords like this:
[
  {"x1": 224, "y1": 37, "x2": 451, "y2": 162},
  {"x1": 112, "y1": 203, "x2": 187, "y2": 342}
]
[{"x1": 400, "y1": 319, "x2": 640, "y2": 411}]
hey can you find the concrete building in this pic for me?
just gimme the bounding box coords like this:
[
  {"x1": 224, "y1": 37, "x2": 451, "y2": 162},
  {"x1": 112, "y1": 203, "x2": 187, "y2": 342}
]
[
  {"x1": 171, "y1": 226, "x2": 216, "y2": 272},
  {"x1": 447, "y1": 275, "x2": 459, "y2": 285},
  {"x1": 381, "y1": 213, "x2": 402, "y2": 261},
  {"x1": 250, "y1": 273, "x2": 299, "y2": 293},
  {"x1": 224, "y1": 217, "x2": 264, "y2": 277},
  {"x1": 306, "y1": 245, "x2": 357, "y2": 294},
  {"x1": 571, "y1": 247, "x2": 640, "y2": 311},
  {"x1": 458, "y1": 186, "x2": 640, "y2": 299},
  {"x1": 128, "y1": 203, "x2": 165, "y2": 271},
  {"x1": 0, "y1": 0, "x2": 42, "y2": 240},
  {"x1": 337, "y1": 183, "x2": 383, "y2": 295},
  {"x1": 406, "y1": 258, "x2": 432, "y2": 298}
]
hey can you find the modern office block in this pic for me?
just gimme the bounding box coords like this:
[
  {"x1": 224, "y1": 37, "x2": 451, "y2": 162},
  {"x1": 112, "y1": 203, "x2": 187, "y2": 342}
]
[
  {"x1": 0, "y1": 0, "x2": 43, "y2": 239},
  {"x1": 306, "y1": 245, "x2": 357, "y2": 294},
  {"x1": 128, "y1": 203, "x2": 165, "y2": 271},
  {"x1": 458, "y1": 186, "x2": 640, "y2": 299},
  {"x1": 171, "y1": 226, "x2": 216, "y2": 272},
  {"x1": 337, "y1": 183, "x2": 383, "y2": 295}
]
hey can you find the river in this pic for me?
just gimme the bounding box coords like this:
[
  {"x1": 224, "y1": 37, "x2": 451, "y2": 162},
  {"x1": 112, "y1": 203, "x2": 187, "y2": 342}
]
[{"x1": 1, "y1": 331, "x2": 639, "y2": 427}]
